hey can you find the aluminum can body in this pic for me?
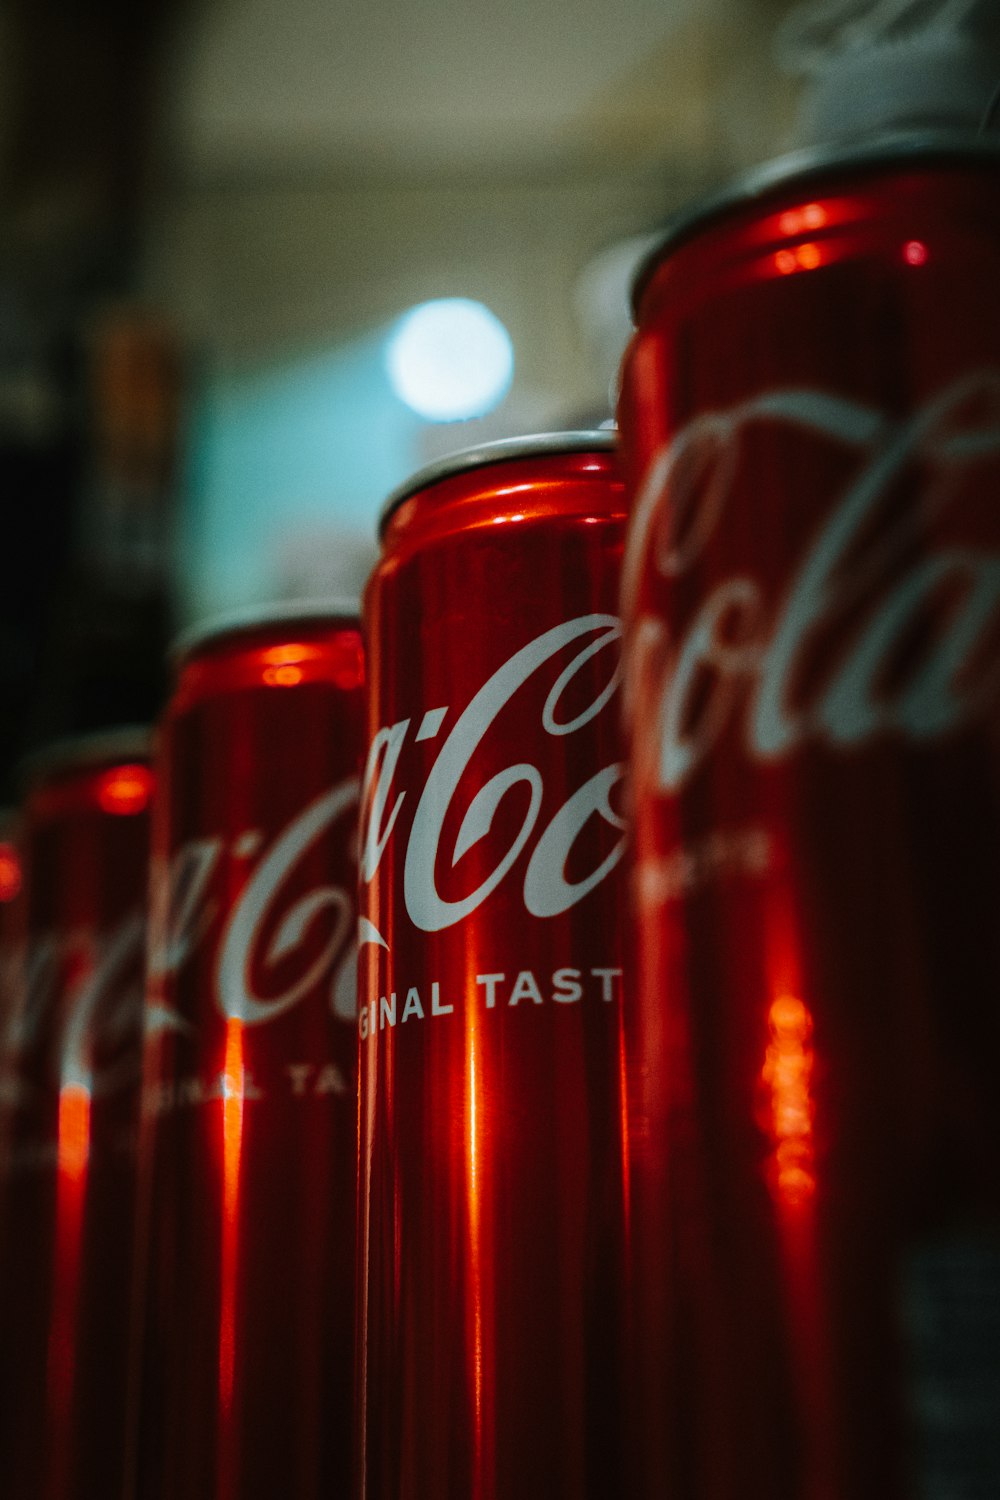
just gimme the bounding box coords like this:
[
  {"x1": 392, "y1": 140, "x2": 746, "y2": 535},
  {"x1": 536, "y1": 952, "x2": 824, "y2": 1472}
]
[
  {"x1": 0, "y1": 734, "x2": 152, "y2": 1500},
  {"x1": 618, "y1": 137, "x2": 1000, "y2": 1500},
  {"x1": 132, "y1": 607, "x2": 364, "y2": 1500},
  {"x1": 357, "y1": 437, "x2": 629, "y2": 1500}
]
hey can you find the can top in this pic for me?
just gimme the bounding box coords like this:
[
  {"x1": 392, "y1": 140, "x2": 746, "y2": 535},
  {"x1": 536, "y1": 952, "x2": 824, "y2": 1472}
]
[
  {"x1": 18, "y1": 726, "x2": 153, "y2": 793},
  {"x1": 378, "y1": 429, "x2": 617, "y2": 538},
  {"x1": 171, "y1": 596, "x2": 362, "y2": 667},
  {"x1": 631, "y1": 128, "x2": 1000, "y2": 314}
]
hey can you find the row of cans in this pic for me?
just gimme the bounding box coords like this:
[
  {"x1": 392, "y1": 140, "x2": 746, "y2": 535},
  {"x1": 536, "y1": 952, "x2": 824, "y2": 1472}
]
[{"x1": 1, "y1": 131, "x2": 999, "y2": 1499}]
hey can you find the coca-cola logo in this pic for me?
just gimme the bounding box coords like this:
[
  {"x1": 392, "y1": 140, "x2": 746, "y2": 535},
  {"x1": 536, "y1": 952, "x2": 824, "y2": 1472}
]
[
  {"x1": 148, "y1": 779, "x2": 359, "y2": 1029},
  {"x1": 359, "y1": 615, "x2": 625, "y2": 933},
  {"x1": 622, "y1": 373, "x2": 1000, "y2": 789},
  {"x1": 0, "y1": 913, "x2": 146, "y2": 1103}
]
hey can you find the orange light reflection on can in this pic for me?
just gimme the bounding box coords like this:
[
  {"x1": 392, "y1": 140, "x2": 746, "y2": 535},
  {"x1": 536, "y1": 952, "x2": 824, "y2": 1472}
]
[
  {"x1": 0, "y1": 842, "x2": 21, "y2": 901},
  {"x1": 98, "y1": 764, "x2": 154, "y2": 816},
  {"x1": 762, "y1": 995, "x2": 816, "y2": 1205},
  {"x1": 775, "y1": 244, "x2": 823, "y2": 276},
  {"x1": 262, "y1": 664, "x2": 305, "y2": 686},
  {"x1": 261, "y1": 643, "x2": 316, "y2": 688},
  {"x1": 57, "y1": 1082, "x2": 92, "y2": 1181},
  {"x1": 219, "y1": 1016, "x2": 245, "y2": 1417},
  {"x1": 779, "y1": 203, "x2": 826, "y2": 237}
]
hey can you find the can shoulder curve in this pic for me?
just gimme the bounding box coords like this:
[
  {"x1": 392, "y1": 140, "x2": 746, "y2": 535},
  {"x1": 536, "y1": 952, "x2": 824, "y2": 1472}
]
[
  {"x1": 632, "y1": 129, "x2": 1000, "y2": 314},
  {"x1": 17, "y1": 726, "x2": 154, "y2": 791},
  {"x1": 171, "y1": 597, "x2": 362, "y2": 667},
  {"x1": 378, "y1": 429, "x2": 617, "y2": 539}
]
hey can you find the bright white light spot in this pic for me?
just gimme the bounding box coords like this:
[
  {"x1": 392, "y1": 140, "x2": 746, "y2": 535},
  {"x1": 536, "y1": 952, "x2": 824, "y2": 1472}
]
[{"x1": 386, "y1": 299, "x2": 513, "y2": 422}]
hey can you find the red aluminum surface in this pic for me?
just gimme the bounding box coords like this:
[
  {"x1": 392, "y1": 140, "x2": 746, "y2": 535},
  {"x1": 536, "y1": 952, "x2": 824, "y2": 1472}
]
[
  {"x1": 357, "y1": 439, "x2": 630, "y2": 1499},
  {"x1": 619, "y1": 143, "x2": 1000, "y2": 1500},
  {"x1": 0, "y1": 819, "x2": 24, "y2": 1114},
  {"x1": 131, "y1": 609, "x2": 364, "y2": 1500},
  {"x1": 0, "y1": 737, "x2": 152, "y2": 1500}
]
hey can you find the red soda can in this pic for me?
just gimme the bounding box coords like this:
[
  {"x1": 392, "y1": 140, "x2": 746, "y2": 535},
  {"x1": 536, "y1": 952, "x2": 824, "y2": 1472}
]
[
  {"x1": 132, "y1": 603, "x2": 364, "y2": 1500},
  {"x1": 357, "y1": 434, "x2": 629, "y2": 1499},
  {"x1": 618, "y1": 134, "x2": 1000, "y2": 1500},
  {"x1": 0, "y1": 731, "x2": 152, "y2": 1500}
]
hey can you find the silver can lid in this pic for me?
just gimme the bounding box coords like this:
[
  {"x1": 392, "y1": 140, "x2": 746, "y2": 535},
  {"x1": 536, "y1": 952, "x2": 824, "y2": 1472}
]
[{"x1": 378, "y1": 429, "x2": 617, "y2": 538}]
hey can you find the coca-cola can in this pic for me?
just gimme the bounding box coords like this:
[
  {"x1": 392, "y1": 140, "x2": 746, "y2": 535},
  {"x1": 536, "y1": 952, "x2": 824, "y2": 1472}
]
[
  {"x1": 618, "y1": 134, "x2": 1000, "y2": 1499},
  {"x1": 357, "y1": 434, "x2": 629, "y2": 1498},
  {"x1": 131, "y1": 602, "x2": 364, "y2": 1500},
  {"x1": 0, "y1": 730, "x2": 153, "y2": 1500}
]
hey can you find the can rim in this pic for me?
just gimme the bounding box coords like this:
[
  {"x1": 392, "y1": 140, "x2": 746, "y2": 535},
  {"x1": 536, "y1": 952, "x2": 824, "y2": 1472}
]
[
  {"x1": 18, "y1": 726, "x2": 154, "y2": 791},
  {"x1": 378, "y1": 429, "x2": 617, "y2": 538},
  {"x1": 631, "y1": 128, "x2": 1000, "y2": 313},
  {"x1": 171, "y1": 596, "x2": 362, "y2": 666}
]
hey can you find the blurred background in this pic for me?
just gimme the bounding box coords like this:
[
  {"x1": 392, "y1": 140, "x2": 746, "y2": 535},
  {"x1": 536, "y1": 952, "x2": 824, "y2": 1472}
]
[{"x1": 0, "y1": 0, "x2": 808, "y2": 797}]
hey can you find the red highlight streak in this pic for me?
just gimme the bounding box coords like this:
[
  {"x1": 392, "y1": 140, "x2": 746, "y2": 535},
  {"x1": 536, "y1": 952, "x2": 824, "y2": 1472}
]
[
  {"x1": 263, "y1": 632, "x2": 365, "y2": 691},
  {"x1": 261, "y1": 643, "x2": 316, "y2": 667},
  {"x1": 262, "y1": 664, "x2": 304, "y2": 686},
  {"x1": 261, "y1": 643, "x2": 312, "y2": 686},
  {"x1": 219, "y1": 1018, "x2": 245, "y2": 1421},
  {"x1": 45, "y1": 1084, "x2": 92, "y2": 1499},
  {"x1": 759, "y1": 885, "x2": 839, "y2": 1488},
  {"x1": 762, "y1": 995, "x2": 816, "y2": 1205},
  {"x1": 0, "y1": 842, "x2": 22, "y2": 902},
  {"x1": 463, "y1": 985, "x2": 494, "y2": 1496},
  {"x1": 779, "y1": 203, "x2": 826, "y2": 236},
  {"x1": 98, "y1": 764, "x2": 154, "y2": 816},
  {"x1": 467, "y1": 1030, "x2": 484, "y2": 1481},
  {"x1": 776, "y1": 244, "x2": 824, "y2": 276},
  {"x1": 58, "y1": 1083, "x2": 92, "y2": 1182}
]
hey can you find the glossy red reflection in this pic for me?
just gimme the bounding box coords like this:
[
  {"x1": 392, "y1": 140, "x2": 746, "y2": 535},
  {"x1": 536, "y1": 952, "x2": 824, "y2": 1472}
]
[
  {"x1": 779, "y1": 203, "x2": 827, "y2": 236},
  {"x1": 0, "y1": 843, "x2": 22, "y2": 903},
  {"x1": 218, "y1": 1017, "x2": 244, "y2": 1419},
  {"x1": 762, "y1": 996, "x2": 816, "y2": 1206},
  {"x1": 98, "y1": 764, "x2": 154, "y2": 816},
  {"x1": 45, "y1": 1084, "x2": 93, "y2": 1500}
]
